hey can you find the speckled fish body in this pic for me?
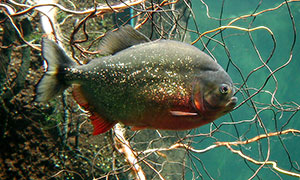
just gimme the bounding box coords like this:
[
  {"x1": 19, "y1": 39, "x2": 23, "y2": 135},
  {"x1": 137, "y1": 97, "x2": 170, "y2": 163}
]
[{"x1": 36, "y1": 25, "x2": 237, "y2": 135}]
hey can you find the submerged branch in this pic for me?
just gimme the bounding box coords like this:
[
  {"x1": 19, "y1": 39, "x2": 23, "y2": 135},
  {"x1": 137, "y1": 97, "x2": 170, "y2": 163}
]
[
  {"x1": 114, "y1": 124, "x2": 146, "y2": 180},
  {"x1": 141, "y1": 129, "x2": 300, "y2": 178},
  {"x1": 6, "y1": 0, "x2": 146, "y2": 16},
  {"x1": 225, "y1": 144, "x2": 300, "y2": 178}
]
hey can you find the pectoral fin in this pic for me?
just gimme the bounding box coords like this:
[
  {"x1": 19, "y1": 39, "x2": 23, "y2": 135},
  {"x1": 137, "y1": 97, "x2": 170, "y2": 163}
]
[{"x1": 170, "y1": 111, "x2": 198, "y2": 116}]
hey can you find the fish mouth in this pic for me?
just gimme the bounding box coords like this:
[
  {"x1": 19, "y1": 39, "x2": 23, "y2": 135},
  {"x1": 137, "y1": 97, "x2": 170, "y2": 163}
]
[
  {"x1": 222, "y1": 96, "x2": 238, "y2": 113},
  {"x1": 192, "y1": 92, "x2": 238, "y2": 114},
  {"x1": 225, "y1": 96, "x2": 238, "y2": 107},
  {"x1": 202, "y1": 96, "x2": 238, "y2": 113}
]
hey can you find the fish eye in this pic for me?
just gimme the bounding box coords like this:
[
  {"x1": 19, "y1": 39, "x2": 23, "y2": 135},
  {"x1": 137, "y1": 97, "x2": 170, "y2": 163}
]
[{"x1": 219, "y1": 84, "x2": 230, "y2": 94}]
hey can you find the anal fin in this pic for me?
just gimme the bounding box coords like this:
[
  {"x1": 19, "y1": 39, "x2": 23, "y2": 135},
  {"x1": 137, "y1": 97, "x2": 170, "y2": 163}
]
[
  {"x1": 90, "y1": 113, "x2": 116, "y2": 135},
  {"x1": 73, "y1": 84, "x2": 115, "y2": 135},
  {"x1": 73, "y1": 84, "x2": 89, "y2": 109}
]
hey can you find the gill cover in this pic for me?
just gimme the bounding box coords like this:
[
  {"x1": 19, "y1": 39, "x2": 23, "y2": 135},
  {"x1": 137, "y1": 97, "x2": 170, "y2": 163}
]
[{"x1": 192, "y1": 70, "x2": 235, "y2": 114}]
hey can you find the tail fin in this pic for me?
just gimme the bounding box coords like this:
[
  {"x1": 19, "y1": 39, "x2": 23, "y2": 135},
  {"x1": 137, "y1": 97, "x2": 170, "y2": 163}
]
[{"x1": 36, "y1": 38, "x2": 76, "y2": 102}]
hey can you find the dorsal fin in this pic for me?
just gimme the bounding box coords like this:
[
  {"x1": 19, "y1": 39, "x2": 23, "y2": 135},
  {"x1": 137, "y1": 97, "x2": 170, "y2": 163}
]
[{"x1": 99, "y1": 25, "x2": 150, "y2": 55}]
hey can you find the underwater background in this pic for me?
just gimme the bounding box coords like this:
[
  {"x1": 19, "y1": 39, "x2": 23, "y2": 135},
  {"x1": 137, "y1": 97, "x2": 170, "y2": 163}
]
[
  {"x1": 188, "y1": 0, "x2": 300, "y2": 179},
  {"x1": 0, "y1": 0, "x2": 299, "y2": 179}
]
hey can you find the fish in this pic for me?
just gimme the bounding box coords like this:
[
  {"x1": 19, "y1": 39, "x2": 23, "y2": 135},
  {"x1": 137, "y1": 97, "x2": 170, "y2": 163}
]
[{"x1": 36, "y1": 25, "x2": 237, "y2": 135}]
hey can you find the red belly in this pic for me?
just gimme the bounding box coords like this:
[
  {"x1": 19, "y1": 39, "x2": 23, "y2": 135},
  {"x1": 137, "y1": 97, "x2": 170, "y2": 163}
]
[{"x1": 124, "y1": 109, "x2": 215, "y2": 131}]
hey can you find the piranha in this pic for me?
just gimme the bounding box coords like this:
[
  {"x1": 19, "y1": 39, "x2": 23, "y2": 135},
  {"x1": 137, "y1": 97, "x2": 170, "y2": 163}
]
[{"x1": 36, "y1": 25, "x2": 237, "y2": 135}]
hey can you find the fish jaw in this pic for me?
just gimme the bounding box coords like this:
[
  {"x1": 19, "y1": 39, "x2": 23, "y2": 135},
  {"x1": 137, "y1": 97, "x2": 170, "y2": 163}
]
[
  {"x1": 203, "y1": 96, "x2": 238, "y2": 120},
  {"x1": 191, "y1": 87, "x2": 238, "y2": 122},
  {"x1": 222, "y1": 96, "x2": 238, "y2": 113}
]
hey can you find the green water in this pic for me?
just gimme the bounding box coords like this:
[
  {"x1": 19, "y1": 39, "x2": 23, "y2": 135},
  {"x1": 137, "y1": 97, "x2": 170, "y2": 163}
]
[{"x1": 188, "y1": 0, "x2": 300, "y2": 179}]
